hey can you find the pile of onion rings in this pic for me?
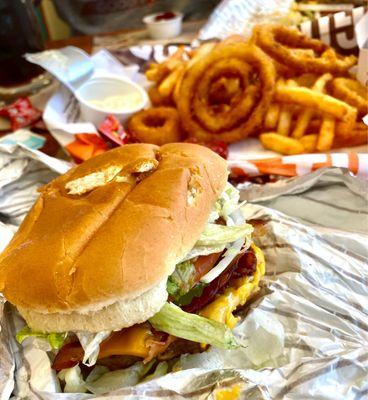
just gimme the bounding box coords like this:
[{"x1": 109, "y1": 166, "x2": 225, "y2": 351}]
[
  {"x1": 252, "y1": 24, "x2": 357, "y2": 75},
  {"x1": 127, "y1": 107, "x2": 181, "y2": 146}
]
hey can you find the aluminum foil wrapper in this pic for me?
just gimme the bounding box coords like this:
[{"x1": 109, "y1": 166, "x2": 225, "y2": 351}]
[{"x1": 0, "y1": 145, "x2": 368, "y2": 399}]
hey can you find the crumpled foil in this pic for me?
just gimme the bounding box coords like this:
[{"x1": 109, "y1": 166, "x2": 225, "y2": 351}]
[{"x1": 0, "y1": 145, "x2": 367, "y2": 399}]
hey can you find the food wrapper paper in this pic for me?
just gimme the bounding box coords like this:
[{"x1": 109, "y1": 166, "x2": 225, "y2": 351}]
[
  {"x1": 198, "y1": 0, "x2": 294, "y2": 40},
  {"x1": 0, "y1": 143, "x2": 368, "y2": 399},
  {"x1": 229, "y1": 152, "x2": 368, "y2": 179}
]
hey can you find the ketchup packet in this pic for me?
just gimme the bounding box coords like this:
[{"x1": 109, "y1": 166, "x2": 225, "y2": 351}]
[
  {"x1": 66, "y1": 133, "x2": 108, "y2": 163},
  {"x1": 0, "y1": 98, "x2": 42, "y2": 131},
  {"x1": 98, "y1": 115, "x2": 136, "y2": 147}
]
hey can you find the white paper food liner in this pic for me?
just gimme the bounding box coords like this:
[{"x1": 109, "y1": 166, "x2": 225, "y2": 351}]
[
  {"x1": 0, "y1": 145, "x2": 367, "y2": 399},
  {"x1": 198, "y1": 0, "x2": 293, "y2": 40}
]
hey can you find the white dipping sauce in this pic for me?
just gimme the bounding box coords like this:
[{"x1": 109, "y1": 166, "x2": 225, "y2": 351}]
[{"x1": 88, "y1": 92, "x2": 143, "y2": 112}]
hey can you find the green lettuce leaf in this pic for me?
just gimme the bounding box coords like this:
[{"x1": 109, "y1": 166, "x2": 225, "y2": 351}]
[
  {"x1": 16, "y1": 326, "x2": 66, "y2": 350},
  {"x1": 181, "y1": 183, "x2": 245, "y2": 262},
  {"x1": 180, "y1": 243, "x2": 226, "y2": 263},
  {"x1": 58, "y1": 365, "x2": 87, "y2": 393},
  {"x1": 142, "y1": 361, "x2": 169, "y2": 382},
  {"x1": 166, "y1": 260, "x2": 196, "y2": 301},
  {"x1": 76, "y1": 331, "x2": 111, "y2": 366},
  {"x1": 197, "y1": 223, "x2": 253, "y2": 246},
  {"x1": 85, "y1": 366, "x2": 109, "y2": 384},
  {"x1": 209, "y1": 182, "x2": 244, "y2": 223},
  {"x1": 217, "y1": 182, "x2": 241, "y2": 219},
  {"x1": 85, "y1": 361, "x2": 154, "y2": 395},
  {"x1": 149, "y1": 303, "x2": 238, "y2": 349},
  {"x1": 175, "y1": 282, "x2": 206, "y2": 306}
]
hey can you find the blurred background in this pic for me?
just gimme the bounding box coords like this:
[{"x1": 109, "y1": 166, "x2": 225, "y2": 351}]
[
  {"x1": 0, "y1": 0, "x2": 220, "y2": 93},
  {"x1": 1, "y1": 0, "x2": 222, "y2": 42},
  {"x1": 0, "y1": 0, "x2": 364, "y2": 94}
]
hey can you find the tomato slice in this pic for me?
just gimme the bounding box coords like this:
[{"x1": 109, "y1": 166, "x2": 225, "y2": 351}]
[
  {"x1": 52, "y1": 341, "x2": 84, "y2": 371},
  {"x1": 183, "y1": 248, "x2": 256, "y2": 314},
  {"x1": 193, "y1": 252, "x2": 223, "y2": 282}
]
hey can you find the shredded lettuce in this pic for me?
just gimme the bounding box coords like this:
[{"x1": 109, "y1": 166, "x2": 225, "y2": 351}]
[
  {"x1": 76, "y1": 331, "x2": 111, "y2": 366},
  {"x1": 197, "y1": 223, "x2": 253, "y2": 246},
  {"x1": 181, "y1": 183, "x2": 246, "y2": 262},
  {"x1": 86, "y1": 366, "x2": 109, "y2": 383},
  {"x1": 175, "y1": 282, "x2": 206, "y2": 306},
  {"x1": 16, "y1": 326, "x2": 66, "y2": 350},
  {"x1": 58, "y1": 365, "x2": 87, "y2": 393},
  {"x1": 201, "y1": 207, "x2": 252, "y2": 284},
  {"x1": 218, "y1": 182, "x2": 245, "y2": 220},
  {"x1": 180, "y1": 243, "x2": 226, "y2": 262},
  {"x1": 209, "y1": 182, "x2": 245, "y2": 223},
  {"x1": 170, "y1": 184, "x2": 251, "y2": 290},
  {"x1": 166, "y1": 260, "x2": 196, "y2": 300},
  {"x1": 85, "y1": 361, "x2": 154, "y2": 395},
  {"x1": 142, "y1": 361, "x2": 168, "y2": 382},
  {"x1": 173, "y1": 351, "x2": 224, "y2": 372},
  {"x1": 149, "y1": 303, "x2": 238, "y2": 349}
]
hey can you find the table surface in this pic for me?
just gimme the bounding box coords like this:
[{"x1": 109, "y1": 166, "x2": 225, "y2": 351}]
[
  {"x1": 46, "y1": 34, "x2": 93, "y2": 53},
  {"x1": 45, "y1": 20, "x2": 205, "y2": 53}
]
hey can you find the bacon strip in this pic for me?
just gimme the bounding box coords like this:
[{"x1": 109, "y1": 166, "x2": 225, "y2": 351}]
[{"x1": 183, "y1": 248, "x2": 256, "y2": 314}]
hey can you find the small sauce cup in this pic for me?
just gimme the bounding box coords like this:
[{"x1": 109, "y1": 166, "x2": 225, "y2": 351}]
[
  {"x1": 75, "y1": 76, "x2": 148, "y2": 127},
  {"x1": 143, "y1": 12, "x2": 183, "y2": 39}
]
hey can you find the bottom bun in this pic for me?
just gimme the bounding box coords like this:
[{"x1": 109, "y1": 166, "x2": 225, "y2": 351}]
[{"x1": 19, "y1": 279, "x2": 168, "y2": 333}]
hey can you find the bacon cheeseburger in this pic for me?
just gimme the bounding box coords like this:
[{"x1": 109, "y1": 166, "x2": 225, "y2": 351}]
[{"x1": 0, "y1": 143, "x2": 265, "y2": 392}]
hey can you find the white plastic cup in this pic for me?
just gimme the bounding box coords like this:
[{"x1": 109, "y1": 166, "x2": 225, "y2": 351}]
[
  {"x1": 143, "y1": 12, "x2": 183, "y2": 40},
  {"x1": 75, "y1": 76, "x2": 148, "y2": 127}
]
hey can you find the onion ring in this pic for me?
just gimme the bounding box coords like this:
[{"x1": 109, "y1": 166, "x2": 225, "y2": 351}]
[
  {"x1": 193, "y1": 58, "x2": 259, "y2": 132},
  {"x1": 127, "y1": 107, "x2": 182, "y2": 145},
  {"x1": 335, "y1": 122, "x2": 368, "y2": 147},
  {"x1": 331, "y1": 78, "x2": 367, "y2": 116},
  {"x1": 208, "y1": 76, "x2": 241, "y2": 105},
  {"x1": 176, "y1": 43, "x2": 276, "y2": 143},
  {"x1": 253, "y1": 24, "x2": 357, "y2": 74}
]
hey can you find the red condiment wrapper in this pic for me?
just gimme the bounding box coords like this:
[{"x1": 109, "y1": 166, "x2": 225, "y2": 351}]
[
  {"x1": 66, "y1": 133, "x2": 108, "y2": 163},
  {"x1": 98, "y1": 115, "x2": 135, "y2": 147},
  {"x1": 0, "y1": 98, "x2": 42, "y2": 131}
]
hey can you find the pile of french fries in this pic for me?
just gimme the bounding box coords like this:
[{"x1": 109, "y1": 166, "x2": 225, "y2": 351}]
[
  {"x1": 145, "y1": 43, "x2": 367, "y2": 155},
  {"x1": 260, "y1": 73, "x2": 366, "y2": 155}
]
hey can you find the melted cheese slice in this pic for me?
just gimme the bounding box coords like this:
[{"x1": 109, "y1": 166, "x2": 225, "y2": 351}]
[
  {"x1": 98, "y1": 325, "x2": 152, "y2": 359},
  {"x1": 214, "y1": 384, "x2": 242, "y2": 400},
  {"x1": 200, "y1": 243, "x2": 265, "y2": 328}
]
